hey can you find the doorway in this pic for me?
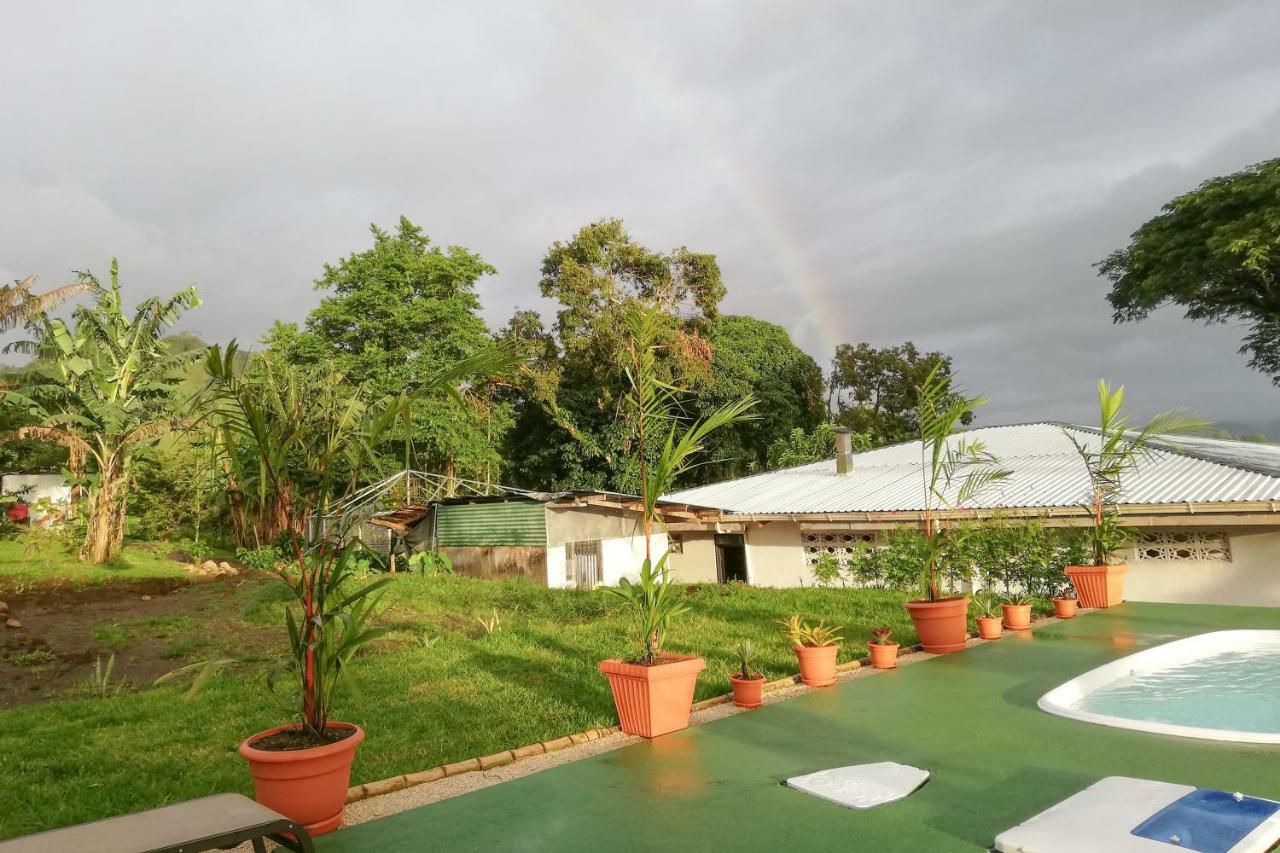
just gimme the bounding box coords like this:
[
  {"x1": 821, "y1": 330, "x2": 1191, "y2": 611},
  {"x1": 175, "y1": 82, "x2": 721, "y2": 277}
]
[{"x1": 715, "y1": 533, "x2": 748, "y2": 583}]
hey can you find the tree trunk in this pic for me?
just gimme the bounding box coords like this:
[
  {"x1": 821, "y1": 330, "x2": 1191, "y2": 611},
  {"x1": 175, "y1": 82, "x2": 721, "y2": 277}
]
[{"x1": 84, "y1": 453, "x2": 128, "y2": 564}]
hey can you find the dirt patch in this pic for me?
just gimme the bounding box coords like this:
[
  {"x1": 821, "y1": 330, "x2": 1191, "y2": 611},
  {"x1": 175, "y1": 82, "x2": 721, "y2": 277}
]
[{"x1": 0, "y1": 577, "x2": 280, "y2": 709}]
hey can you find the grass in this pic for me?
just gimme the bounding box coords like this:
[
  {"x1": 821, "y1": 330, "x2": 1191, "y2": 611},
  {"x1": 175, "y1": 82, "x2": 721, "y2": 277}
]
[
  {"x1": 0, "y1": 538, "x2": 192, "y2": 592},
  {"x1": 0, "y1": 573, "x2": 927, "y2": 839}
]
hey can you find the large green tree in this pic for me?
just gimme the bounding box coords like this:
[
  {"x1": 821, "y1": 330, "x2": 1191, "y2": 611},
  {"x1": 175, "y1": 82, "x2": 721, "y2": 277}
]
[
  {"x1": 265, "y1": 217, "x2": 508, "y2": 480},
  {"x1": 828, "y1": 341, "x2": 968, "y2": 445},
  {"x1": 1099, "y1": 158, "x2": 1280, "y2": 383},
  {"x1": 4, "y1": 261, "x2": 201, "y2": 562}
]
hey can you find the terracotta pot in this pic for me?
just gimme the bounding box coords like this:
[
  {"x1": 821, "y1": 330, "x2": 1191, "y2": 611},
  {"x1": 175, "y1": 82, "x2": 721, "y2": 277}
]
[
  {"x1": 1052, "y1": 597, "x2": 1079, "y2": 619},
  {"x1": 600, "y1": 654, "x2": 705, "y2": 738},
  {"x1": 977, "y1": 615, "x2": 1003, "y2": 640},
  {"x1": 238, "y1": 722, "x2": 364, "y2": 836},
  {"x1": 1001, "y1": 602, "x2": 1032, "y2": 631},
  {"x1": 868, "y1": 641, "x2": 899, "y2": 669},
  {"x1": 904, "y1": 596, "x2": 970, "y2": 654},
  {"x1": 730, "y1": 674, "x2": 765, "y2": 708},
  {"x1": 794, "y1": 644, "x2": 839, "y2": 686},
  {"x1": 1065, "y1": 564, "x2": 1127, "y2": 608}
]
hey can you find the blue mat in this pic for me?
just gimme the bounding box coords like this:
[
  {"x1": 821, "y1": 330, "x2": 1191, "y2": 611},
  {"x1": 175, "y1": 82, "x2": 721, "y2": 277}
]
[{"x1": 1131, "y1": 788, "x2": 1280, "y2": 853}]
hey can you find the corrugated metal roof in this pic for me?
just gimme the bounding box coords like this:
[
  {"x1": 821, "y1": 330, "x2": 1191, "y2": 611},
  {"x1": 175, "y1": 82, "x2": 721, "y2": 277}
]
[{"x1": 665, "y1": 423, "x2": 1280, "y2": 514}]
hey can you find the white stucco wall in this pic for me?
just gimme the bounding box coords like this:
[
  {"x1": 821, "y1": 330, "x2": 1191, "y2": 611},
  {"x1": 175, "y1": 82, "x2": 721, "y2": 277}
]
[
  {"x1": 667, "y1": 532, "x2": 719, "y2": 583},
  {"x1": 1, "y1": 473, "x2": 70, "y2": 523},
  {"x1": 542, "y1": 505, "x2": 665, "y2": 588},
  {"x1": 1122, "y1": 527, "x2": 1280, "y2": 607},
  {"x1": 745, "y1": 521, "x2": 809, "y2": 587}
]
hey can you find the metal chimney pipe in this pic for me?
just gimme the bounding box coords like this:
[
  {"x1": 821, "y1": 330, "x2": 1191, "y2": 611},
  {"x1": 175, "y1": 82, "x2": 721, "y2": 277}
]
[{"x1": 834, "y1": 427, "x2": 854, "y2": 475}]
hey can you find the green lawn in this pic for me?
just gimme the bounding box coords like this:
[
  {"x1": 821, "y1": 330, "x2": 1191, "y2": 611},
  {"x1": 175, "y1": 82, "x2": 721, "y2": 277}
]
[
  {"x1": 0, "y1": 573, "x2": 938, "y2": 839},
  {"x1": 0, "y1": 539, "x2": 193, "y2": 591}
]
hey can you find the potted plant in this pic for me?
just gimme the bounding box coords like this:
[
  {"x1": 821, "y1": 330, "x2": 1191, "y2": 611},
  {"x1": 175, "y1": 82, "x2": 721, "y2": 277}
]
[
  {"x1": 778, "y1": 615, "x2": 843, "y2": 686},
  {"x1": 974, "y1": 593, "x2": 1003, "y2": 640},
  {"x1": 1063, "y1": 381, "x2": 1203, "y2": 608},
  {"x1": 729, "y1": 640, "x2": 765, "y2": 708},
  {"x1": 1052, "y1": 585, "x2": 1079, "y2": 619},
  {"x1": 1001, "y1": 593, "x2": 1033, "y2": 631},
  {"x1": 600, "y1": 305, "x2": 755, "y2": 738},
  {"x1": 904, "y1": 365, "x2": 1010, "y2": 653},
  {"x1": 868, "y1": 626, "x2": 899, "y2": 669}
]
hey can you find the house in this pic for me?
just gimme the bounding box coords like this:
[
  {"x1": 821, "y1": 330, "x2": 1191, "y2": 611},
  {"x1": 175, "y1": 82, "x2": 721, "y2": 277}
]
[{"x1": 662, "y1": 423, "x2": 1280, "y2": 607}]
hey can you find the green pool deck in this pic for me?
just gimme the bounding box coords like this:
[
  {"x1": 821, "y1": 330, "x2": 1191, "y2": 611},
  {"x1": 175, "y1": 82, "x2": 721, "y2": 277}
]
[{"x1": 318, "y1": 602, "x2": 1280, "y2": 852}]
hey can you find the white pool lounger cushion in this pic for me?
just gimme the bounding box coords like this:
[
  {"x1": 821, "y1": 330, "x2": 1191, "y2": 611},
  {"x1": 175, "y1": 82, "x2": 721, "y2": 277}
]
[
  {"x1": 785, "y1": 762, "x2": 930, "y2": 809},
  {"x1": 994, "y1": 777, "x2": 1280, "y2": 853}
]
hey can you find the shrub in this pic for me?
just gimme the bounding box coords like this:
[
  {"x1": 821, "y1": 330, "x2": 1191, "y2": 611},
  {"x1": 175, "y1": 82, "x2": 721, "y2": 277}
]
[
  {"x1": 408, "y1": 550, "x2": 454, "y2": 576},
  {"x1": 810, "y1": 551, "x2": 842, "y2": 587},
  {"x1": 235, "y1": 545, "x2": 284, "y2": 572}
]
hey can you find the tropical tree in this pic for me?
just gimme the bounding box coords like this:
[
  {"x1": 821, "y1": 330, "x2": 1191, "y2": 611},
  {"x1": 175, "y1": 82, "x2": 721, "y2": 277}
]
[
  {"x1": 1099, "y1": 158, "x2": 1280, "y2": 383},
  {"x1": 0, "y1": 275, "x2": 88, "y2": 333},
  {"x1": 830, "y1": 341, "x2": 969, "y2": 445},
  {"x1": 755, "y1": 423, "x2": 871, "y2": 472},
  {"x1": 1064, "y1": 381, "x2": 1206, "y2": 566},
  {"x1": 913, "y1": 365, "x2": 1010, "y2": 601},
  {"x1": 3, "y1": 261, "x2": 201, "y2": 562},
  {"x1": 603, "y1": 303, "x2": 754, "y2": 663}
]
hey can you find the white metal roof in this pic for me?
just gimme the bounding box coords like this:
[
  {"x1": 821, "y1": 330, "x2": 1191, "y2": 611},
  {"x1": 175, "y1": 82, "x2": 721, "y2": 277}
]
[{"x1": 665, "y1": 423, "x2": 1280, "y2": 515}]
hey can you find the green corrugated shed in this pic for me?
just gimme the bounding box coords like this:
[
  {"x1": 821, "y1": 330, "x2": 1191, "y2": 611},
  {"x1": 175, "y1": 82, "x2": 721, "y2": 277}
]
[{"x1": 435, "y1": 500, "x2": 547, "y2": 547}]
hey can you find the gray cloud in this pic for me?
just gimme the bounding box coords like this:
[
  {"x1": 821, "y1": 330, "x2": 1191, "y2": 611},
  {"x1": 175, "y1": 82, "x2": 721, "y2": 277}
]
[{"x1": 3, "y1": 1, "x2": 1280, "y2": 427}]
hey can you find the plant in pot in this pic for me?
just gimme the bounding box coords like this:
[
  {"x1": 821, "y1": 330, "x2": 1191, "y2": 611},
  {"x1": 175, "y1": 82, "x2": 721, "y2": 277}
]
[
  {"x1": 1051, "y1": 582, "x2": 1079, "y2": 619},
  {"x1": 1063, "y1": 381, "x2": 1204, "y2": 609},
  {"x1": 974, "y1": 592, "x2": 1003, "y2": 640},
  {"x1": 1001, "y1": 592, "x2": 1033, "y2": 631},
  {"x1": 599, "y1": 304, "x2": 755, "y2": 738},
  {"x1": 729, "y1": 640, "x2": 765, "y2": 709},
  {"x1": 201, "y1": 341, "x2": 518, "y2": 834},
  {"x1": 904, "y1": 365, "x2": 1010, "y2": 654},
  {"x1": 778, "y1": 615, "x2": 844, "y2": 686},
  {"x1": 868, "y1": 626, "x2": 899, "y2": 669}
]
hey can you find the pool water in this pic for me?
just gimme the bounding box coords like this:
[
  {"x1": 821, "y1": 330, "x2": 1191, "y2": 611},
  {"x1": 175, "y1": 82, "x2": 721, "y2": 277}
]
[{"x1": 1075, "y1": 648, "x2": 1280, "y2": 735}]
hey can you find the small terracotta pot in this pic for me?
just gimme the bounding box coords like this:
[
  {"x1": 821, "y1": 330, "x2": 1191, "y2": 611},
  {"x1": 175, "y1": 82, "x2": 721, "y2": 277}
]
[
  {"x1": 977, "y1": 615, "x2": 1003, "y2": 640},
  {"x1": 1052, "y1": 597, "x2": 1079, "y2": 619},
  {"x1": 238, "y1": 722, "x2": 364, "y2": 836},
  {"x1": 794, "y1": 644, "x2": 839, "y2": 686},
  {"x1": 1001, "y1": 602, "x2": 1032, "y2": 631},
  {"x1": 904, "y1": 596, "x2": 970, "y2": 654},
  {"x1": 869, "y1": 641, "x2": 899, "y2": 669},
  {"x1": 730, "y1": 674, "x2": 765, "y2": 708},
  {"x1": 1065, "y1": 564, "x2": 1127, "y2": 608},
  {"x1": 600, "y1": 654, "x2": 705, "y2": 738}
]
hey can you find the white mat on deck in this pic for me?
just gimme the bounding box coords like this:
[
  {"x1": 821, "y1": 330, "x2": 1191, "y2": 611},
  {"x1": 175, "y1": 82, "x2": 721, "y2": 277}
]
[
  {"x1": 785, "y1": 762, "x2": 930, "y2": 809},
  {"x1": 994, "y1": 776, "x2": 1280, "y2": 853}
]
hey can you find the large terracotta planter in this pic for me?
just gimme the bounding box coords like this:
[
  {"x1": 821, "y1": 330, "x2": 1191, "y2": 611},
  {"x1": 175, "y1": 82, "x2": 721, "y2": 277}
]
[
  {"x1": 1053, "y1": 597, "x2": 1079, "y2": 619},
  {"x1": 904, "y1": 597, "x2": 970, "y2": 654},
  {"x1": 794, "y1": 644, "x2": 839, "y2": 686},
  {"x1": 600, "y1": 654, "x2": 705, "y2": 738},
  {"x1": 238, "y1": 722, "x2": 364, "y2": 836},
  {"x1": 1001, "y1": 603, "x2": 1032, "y2": 631},
  {"x1": 730, "y1": 674, "x2": 765, "y2": 709},
  {"x1": 869, "y1": 641, "x2": 899, "y2": 669},
  {"x1": 977, "y1": 615, "x2": 1003, "y2": 640},
  {"x1": 1066, "y1": 564, "x2": 1127, "y2": 608}
]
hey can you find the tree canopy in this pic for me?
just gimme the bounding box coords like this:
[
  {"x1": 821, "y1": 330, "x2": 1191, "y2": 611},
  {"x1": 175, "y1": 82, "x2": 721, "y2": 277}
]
[
  {"x1": 828, "y1": 341, "x2": 968, "y2": 445},
  {"x1": 1100, "y1": 157, "x2": 1280, "y2": 383}
]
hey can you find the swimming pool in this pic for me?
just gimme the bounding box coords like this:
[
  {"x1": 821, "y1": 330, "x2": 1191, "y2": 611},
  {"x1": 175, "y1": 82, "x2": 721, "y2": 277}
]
[{"x1": 1038, "y1": 630, "x2": 1280, "y2": 744}]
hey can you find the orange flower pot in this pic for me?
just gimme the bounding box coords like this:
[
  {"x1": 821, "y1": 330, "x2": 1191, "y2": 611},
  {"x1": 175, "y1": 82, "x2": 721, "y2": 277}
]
[
  {"x1": 600, "y1": 654, "x2": 705, "y2": 738},
  {"x1": 1065, "y1": 564, "x2": 1127, "y2": 608},
  {"x1": 869, "y1": 641, "x2": 899, "y2": 669},
  {"x1": 1052, "y1": 597, "x2": 1079, "y2": 619},
  {"x1": 794, "y1": 644, "x2": 839, "y2": 686},
  {"x1": 1001, "y1": 603, "x2": 1032, "y2": 631},
  {"x1": 904, "y1": 596, "x2": 970, "y2": 654},
  {"x1": 977, "y1": 615, "x2": 1003, "y2": 640},
  {"x1": 730, "y1": 674, "x2": 765, "y2": 708},
  {"x1": 238, "y1": 723, "x2": 364, "y2": 836}
]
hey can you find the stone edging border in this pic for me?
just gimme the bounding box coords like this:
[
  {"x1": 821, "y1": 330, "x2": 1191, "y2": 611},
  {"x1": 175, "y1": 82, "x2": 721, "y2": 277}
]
[{"x1": 345, "y1": 613, "x2": 1061, "y2": 804}]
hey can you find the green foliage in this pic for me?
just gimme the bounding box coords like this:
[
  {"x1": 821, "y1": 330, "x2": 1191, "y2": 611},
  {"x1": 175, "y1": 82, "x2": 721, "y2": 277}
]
[
  {"x1": 830, "y1": 341, "x2": 970, "y2": 445},
  {"x1": 1100, "y1": 158, "x2": 1280, "y2": 383},
  {"x1": 973, "y1": 592, "x2": 1001, "y2": 619},
  {"x1": 1065, "y1": 381, "x2": 1206, "y2": 565},
  {"x1": 2, "y1": 260, "x2": 202, "y2": 563},
  {"x1": 756, "y1": 422, "x2": 871, "y2": 472},
  {"x1": 179, "y1": 539, "x2": 214, "y2": 563},
  {"x1": 810, "y1": 551, "x2": 842, "y2": 587},
  {"x1": 235, "y1": 545, "x2": 283, "y2": 572},
  {"x1": 733, "y1": 640, "x2": 759, "y2": 680},
  {"x1": 407, "y1": 550, "x2": 454, "y2": 576},
  {"x1": 776, "y1": 614, "x2": 844, "y2": 648}
]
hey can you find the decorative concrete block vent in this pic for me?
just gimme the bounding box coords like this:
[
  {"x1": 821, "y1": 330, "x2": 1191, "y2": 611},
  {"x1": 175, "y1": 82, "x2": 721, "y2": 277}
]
[{"x1": 786, "y1": 762, "x2": 930, "y2": 809}]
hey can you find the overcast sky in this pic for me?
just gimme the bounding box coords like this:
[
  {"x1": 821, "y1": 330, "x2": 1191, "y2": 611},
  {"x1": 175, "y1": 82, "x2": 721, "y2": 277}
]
[{"x1": 4, "y1": 2, "x2": 1280, "y2": 428}]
